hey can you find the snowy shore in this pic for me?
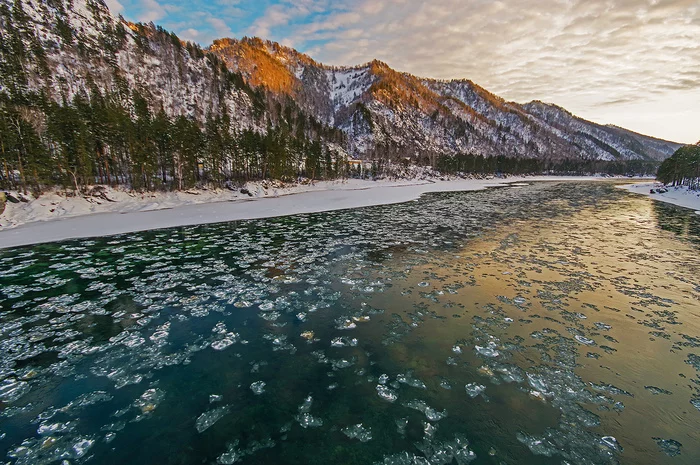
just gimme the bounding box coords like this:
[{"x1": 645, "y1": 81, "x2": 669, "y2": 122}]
[
  {"x1": 619, "y1": 182, "x2": 700, "y2": 215},
  {"x1": 1, "y1": 176, "x2": 613, "y2": 249}
]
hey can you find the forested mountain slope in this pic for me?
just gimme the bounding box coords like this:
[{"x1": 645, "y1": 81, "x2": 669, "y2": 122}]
[
  {"x1": 0, "y1": 0, "x2": 345, "y2": 192},
  {"x1": 0, "y1": 0, "x2": 682, "y2": 194},
  {"x1": 211, "y1": 37, "x2": 681, "y2": 163}
]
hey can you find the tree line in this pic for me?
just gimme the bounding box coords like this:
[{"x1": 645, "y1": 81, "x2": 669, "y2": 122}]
[
  {"x1": 0, "y1": 89, "x2": 347, "y2": 194},
  {"x1": 656, "y1": 143, "x2": 700, "y2": 190},
  {"x1": 434, "y1": 152, "x2": 660, "y2": 176}
]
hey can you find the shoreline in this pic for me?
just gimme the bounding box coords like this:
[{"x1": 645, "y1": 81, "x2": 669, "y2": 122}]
[
  {"x1": 618, "y1": 182, "x2": 700, "y2": 215},
  {"x1": 0, "y1": 176, "x2": 628, "y2": 249}
]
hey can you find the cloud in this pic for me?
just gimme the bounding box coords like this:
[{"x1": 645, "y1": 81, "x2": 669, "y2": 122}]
[
  {"x1": 277, "y1": 0, "x2": 699, "y2": 143},
  {"x1": 208, "y1": 17, "x2": 234, "y2": 38},
  {"x1": 247, "y1": 0, "x2": 330, "y2": 37},
  {"x1": 104, "y1": 0, "x2": 124, "y2": 14},
  {"x1": 113, "y1": 0, "x2": 700, "y2": 142},
  {"x1": 139, "y1": 0, "x2": 167, "y2": 23},
  {"x1": 178, "y1": 28, "x2": 200, "y2": 41}
]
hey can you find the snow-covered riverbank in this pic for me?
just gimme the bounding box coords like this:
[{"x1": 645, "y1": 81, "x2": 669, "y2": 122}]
[
  {"x1": 0, "y1": 176, "x2": 612, "y2": 248},
  {"x1": 619, "y1": 182, "x2": 700, "y2": 215}
]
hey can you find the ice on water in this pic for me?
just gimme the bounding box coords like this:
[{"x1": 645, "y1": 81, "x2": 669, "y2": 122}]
[
  {"x1": 0, "y1": 182, "x2": 698, "y2": 464},
  {"x1": 195, "y1": 405, "x2": 231, "y2": 433}
]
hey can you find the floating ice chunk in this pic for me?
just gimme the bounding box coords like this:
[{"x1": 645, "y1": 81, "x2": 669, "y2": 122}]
[
  {"x1": 0, "y1": 379, "x2": 31, "y2": 403},
  {"x1": 465, "y1": 383, "x2": 485, "y2": 398},
  {"x1": 395, "y1": 417, "x2": 408, "y2": 436},
  {"x1": 211, "y1": 333, "x2": 238, "y2": 350},
  {"x1": 72, "y1": 438, "x2": 95, "y2": 458},
  {"x1": 296, "y1": 312, "x2": 307, "y2": 322},
  {"x1": 195, "y1": 405, "x2": 230, "y2": 433},
  {"x1": 301, "y1": 331, "x2": 315, "y2": 341},
  {"x1": 342, "y1": 423, "x2": 372, "y2": 442},
  {"x1": 376, "y1": 385, "x2": 398, "y2": 402},
  {"x1": 210, "y1": 394, "x2": 223, "y2": 403},
  {"x1": 685, "y1": 353, "x2": 700, "y2": 371},
  {"x1": 574, "y1": 335, "x2": 596, "y2": 346},
  {"x1": 600, "y1": 436, "x2": 622, "y2": 452},
  {"x1": 378, "y1": 374, "x2": 389, "y2": 385},
  {"x1": 644, "y1": 386, "x2": 672, "y2": 395},
  {"x1": 259, "y1": 302, "x2": 274, "y2": 311},
  {"x1": 336, "y1": 319, "x2": 357, "y2": 330},
  {"x1": 250, "y1": 381, "x2": 266, "y2": 395},
  {"x1": 295, "y1": 412, "x2": 323, "y2": 428},
  {"x1": 396, "y1": 371, "x2": 426, "y2": 389},
  {"x1": 653, "y1": 437, "x2": 682, "y2": 457},
  {"x1": 121, "y1": 333, "x2": 146, "y2": 348},
  {"x1": 133, "y1": 388, "x2": 165, "y2": 414},
  {"x1": 298, "y1": 395, "x2": 313, "y2": 413},
  {"x1": 474, "y1": 343, "x2": 500, "y2": 358},
  {"x1": 212, "y1": 322, "x2": 228, "y2": 334},
  {"x1": 439, "y1": 379, "x2": 452, "y2": 390},
  {"x1": 417, "y1": 282, "x2": 430, "y2": 287},
  {"x1": 452, "y1": 345, "x2": 463, "y2": 354},
  {"x1": 516, "y1": 432, "x2": 557, "y2": 457},
  {"x1": 233, "y1": 301, "x2": 253, "y2": 308},
  {"x1": 423, "y1": 421, "x2": 437, "y2": 440},
  {"x1": 150, "y1": 330, "x2": 169, "y2": 346},
  {"x1": 690, "y1": 396, "x2": 700, "y2": 412},
  {"x1": 590, "y1": 382, "x2": 633, "y2": 397},
  {"x1": 403, "y1": 399, "x2": 447, "y2": 421},
  {"x1": 332, "y1": 358, "x2": 354, "y2": 369},
  {"x1": 389, "y1": 433, "x2": 476, "y2": 465},
  {"x1": 492, "y1": 363, "x2": 525, "y2": 383},
  {"x1": 38, "y1": 421, "x2": 77, "y2": 435},
  {"x1": 62, "y1": 391, "x2": 113, "y2": 413},
  {"x1": 331, "y1": 337, "x2": 358, "y2": 347},
  {"x1": 218, "y1": 441, "x2": 243, "y2": 464},
  {"x1": 526, "y1": 373, "x2": 551, "y2": 396},
  {"x1": 259, "y1": 311, "x2": 280, "y2": 321}
]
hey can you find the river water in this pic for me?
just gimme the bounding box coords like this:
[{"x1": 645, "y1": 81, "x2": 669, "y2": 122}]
[{"x1": 0, "y1": 181, "x2": 698, "y2": 464}]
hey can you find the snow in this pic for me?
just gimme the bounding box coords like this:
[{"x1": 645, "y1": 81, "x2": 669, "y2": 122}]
[
  {"x1": 327, "y1": 67, "x2": 372, "y2": 111},
  {"x1": 0, "y1": 176, "x2": 607, "y2": 249},
  {"x1": 619, "y1": 182, "x2": 700, "y2": 215}
]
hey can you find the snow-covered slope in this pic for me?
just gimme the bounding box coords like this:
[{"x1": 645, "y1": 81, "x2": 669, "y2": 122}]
[
  {"x1": 2, "y1": 0, "x2": 682, "y2": 164},
  {"x1": 0, "y1": 0, "x2": 261, "y2": 128},
  {"x1": 209, "y1": 38, "x2": 681, "y2": 161}
]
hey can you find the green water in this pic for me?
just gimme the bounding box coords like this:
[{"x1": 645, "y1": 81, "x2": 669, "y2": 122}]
[{"x1": 0, "y1": 182, "x2": 698, "y2": 464}]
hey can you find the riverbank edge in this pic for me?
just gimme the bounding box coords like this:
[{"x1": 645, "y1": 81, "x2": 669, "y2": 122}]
[
  {"x1": 0, "y1": 176, "x2": 621, "y2": 249},
  {"x1": 618, "y1": 182, "x2": 700, "y2": 215}
]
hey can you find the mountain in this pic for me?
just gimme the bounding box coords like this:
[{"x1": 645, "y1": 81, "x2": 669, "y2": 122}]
[
  {"x1": 209, "y1": 37, "x2": 681, "y2": 162},
  {"x1": 0, "y1": 0, "x2": 683, "y2": 195},
  {"x1": 0, "y1": 0, "x2": 346, "y2": 192}
]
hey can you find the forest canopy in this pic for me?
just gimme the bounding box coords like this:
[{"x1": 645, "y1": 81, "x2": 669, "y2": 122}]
[{"x1": 656, "y1": 143, "x2": 700, "y2": 190}]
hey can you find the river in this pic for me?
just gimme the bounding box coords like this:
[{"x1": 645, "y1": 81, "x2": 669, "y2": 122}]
[{"x1": 0, "y1": 181, "x2": 698, "y2": 464}]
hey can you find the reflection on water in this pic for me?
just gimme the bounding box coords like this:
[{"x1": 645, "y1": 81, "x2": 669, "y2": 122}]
[
  {"x1": 653, "y1": 201, "x2": 700, "y2": 246},
  {"x1": 0, "y1": 182, "x2": 698, "y2": 465}
]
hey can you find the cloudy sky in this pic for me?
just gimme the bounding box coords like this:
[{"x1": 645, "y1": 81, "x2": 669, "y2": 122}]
[{"x1": 108, "y1": 0, "x2": 699, "y2": 143}]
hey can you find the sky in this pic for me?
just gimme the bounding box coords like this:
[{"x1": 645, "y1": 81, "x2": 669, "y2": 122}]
[{"x1": 107, "y1": 0, "x2": 699, "y2": 144}]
